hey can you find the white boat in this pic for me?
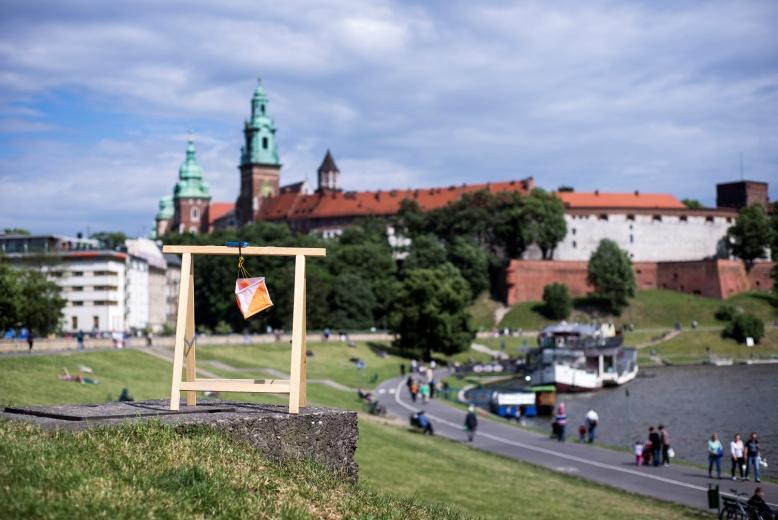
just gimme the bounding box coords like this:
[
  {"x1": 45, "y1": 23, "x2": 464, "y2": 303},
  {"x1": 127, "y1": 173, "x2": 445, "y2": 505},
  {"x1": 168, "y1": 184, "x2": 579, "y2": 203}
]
[{"x1": 527, "y1": 322, "x2": 638, "y2": 392}]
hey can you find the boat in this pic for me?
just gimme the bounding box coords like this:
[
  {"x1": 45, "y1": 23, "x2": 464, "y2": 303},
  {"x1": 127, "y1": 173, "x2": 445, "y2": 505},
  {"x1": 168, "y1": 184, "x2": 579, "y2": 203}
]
[{"x1": 526, "y1": 322, "x2": 638, "y2": 392}]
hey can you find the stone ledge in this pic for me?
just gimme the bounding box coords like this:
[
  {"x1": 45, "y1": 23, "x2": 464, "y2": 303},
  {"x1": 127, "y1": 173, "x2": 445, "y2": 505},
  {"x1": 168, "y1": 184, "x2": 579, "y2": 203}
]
[{"x1": 1, "y1": 400, "x2": 359, "y2": 479}]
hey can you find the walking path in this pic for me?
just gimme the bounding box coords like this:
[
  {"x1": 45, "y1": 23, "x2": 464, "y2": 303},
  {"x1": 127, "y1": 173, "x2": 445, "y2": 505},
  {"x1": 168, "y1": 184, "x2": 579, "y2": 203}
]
[
  {"x1": 470, "y1": 343, "x2": 509, "y2": 360},
  {"x1": 378, "y1": 370, "x2": 778, "y2": 512}
]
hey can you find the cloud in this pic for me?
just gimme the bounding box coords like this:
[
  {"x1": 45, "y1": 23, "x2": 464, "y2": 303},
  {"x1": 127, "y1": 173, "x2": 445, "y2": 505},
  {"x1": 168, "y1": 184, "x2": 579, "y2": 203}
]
[{"x1": 0, "y1": 0, "x2": 776, "y2": 235}]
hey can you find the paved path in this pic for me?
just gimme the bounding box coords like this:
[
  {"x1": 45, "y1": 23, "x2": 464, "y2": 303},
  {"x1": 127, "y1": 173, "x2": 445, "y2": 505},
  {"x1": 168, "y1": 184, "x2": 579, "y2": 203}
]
[
  {"x1": 471, "y1": 343, "x2": 508, "y2": 360},
  {"x1": 378, "y1": 371, "x2": 778, "y2": 513}
]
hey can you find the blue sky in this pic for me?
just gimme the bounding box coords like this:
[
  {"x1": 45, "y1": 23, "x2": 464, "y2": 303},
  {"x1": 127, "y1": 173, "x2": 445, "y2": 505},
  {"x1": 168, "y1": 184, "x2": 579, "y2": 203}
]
[{"x1": 0, "y1": 0, "x2": 776, "y2": 236}]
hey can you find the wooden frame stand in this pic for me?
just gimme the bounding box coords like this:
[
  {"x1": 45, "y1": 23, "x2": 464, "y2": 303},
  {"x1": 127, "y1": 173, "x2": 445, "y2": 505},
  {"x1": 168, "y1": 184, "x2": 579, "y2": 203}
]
[{"x1": 161, "y1": 245, "x2": 326, "y2": 414}]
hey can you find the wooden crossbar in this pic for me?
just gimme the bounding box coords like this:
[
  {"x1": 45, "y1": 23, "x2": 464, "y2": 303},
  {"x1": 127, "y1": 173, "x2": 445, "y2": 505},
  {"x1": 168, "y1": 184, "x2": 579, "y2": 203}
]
[{"x1": 166, "y1": 246, "x2": 323, "y2": 414}]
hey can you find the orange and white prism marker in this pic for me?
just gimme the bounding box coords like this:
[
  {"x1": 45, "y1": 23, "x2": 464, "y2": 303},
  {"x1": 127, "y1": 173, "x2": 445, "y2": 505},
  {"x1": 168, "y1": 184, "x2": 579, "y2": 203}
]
[{"x1": 235, "y1": 277, "x2": 273, "y2": 319}]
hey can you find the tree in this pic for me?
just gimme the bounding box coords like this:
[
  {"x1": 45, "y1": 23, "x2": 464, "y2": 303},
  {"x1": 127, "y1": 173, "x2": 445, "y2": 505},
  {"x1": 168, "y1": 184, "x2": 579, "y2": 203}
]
[
  {"x1": 389, "y1": 264, "x2": 474, "y2": 360},
  {"x1": 0, "y1": 259, "x2": 22, "y2": 331},
  {"x1": 722, "y1": 313, "x2": 764, "y2": 344},
  {"x1": 0, "y1": 259, "x2": 65, "y2": 335},
  {"x1": 714, "y1": 304, "x2": 737, "y2": 322},
  {"x1": 681, "y1": 198, "x2": 703, "y2": 209},
  {"x1": 522, "y1": 188, "x2": 567, "y2": 260},
  {"x1": 447, "y1": 237, "x2": 490, "y2": 298},
  {"x1": 403, "y1": 234, "x2": 447, "y2": 271},
  {"x1": 587, "y1": 239, "x2": 636, "y2": 313},
  {"x1": 726, "y1": 204, "x2": 773, "y2": 271},
  {"x1": 328, "y1": 273, "x2": 377, "y2": 330},
  {"x1": 91, "y1": 231, "x2": 128, "y2": 250},
  {"x1": 491, "y1": 191, "x2": 528, "y2": 259},
  {"x1": 3, "y1": 228, "x2": 30, "y2": 235},
  {"x1": 542, "y1": 283, "x2": 572, "y2": 320}
]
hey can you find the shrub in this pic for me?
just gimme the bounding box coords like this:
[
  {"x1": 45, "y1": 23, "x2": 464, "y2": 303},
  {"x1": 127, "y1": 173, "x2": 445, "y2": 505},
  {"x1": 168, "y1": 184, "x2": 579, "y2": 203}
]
[
  {"x1": 714, "y1": 304, "x2": 737, "y2": 322},
  {"x1": 542, "y1": 283, "x2": 572, "y2": 320},
  {"x1": 722, "y1": 313, "x2": 765, "y2": 344}
]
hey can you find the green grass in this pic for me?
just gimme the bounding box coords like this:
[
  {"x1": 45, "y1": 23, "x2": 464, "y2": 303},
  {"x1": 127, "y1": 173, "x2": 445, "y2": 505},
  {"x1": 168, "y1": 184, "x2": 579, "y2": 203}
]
[
  {"x1": 638, "y1": 328, "x2": 778, "y2": 366},
  {"x1": 0, "y1": 419, "x2": 462, "y2": 519},
  {"x1": 499, "y1": 290, "x2": 778, "y2": 330},
  {"x1": 466, "y1": 292, "x2": 501, "y2": 330}
]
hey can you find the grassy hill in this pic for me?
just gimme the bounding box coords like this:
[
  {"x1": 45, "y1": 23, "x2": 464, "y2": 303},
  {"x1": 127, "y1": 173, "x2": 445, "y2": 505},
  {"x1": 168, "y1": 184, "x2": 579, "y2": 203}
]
[
  {"x1": 0, "y1": 346, "x2": 708, "y2": 519},
  {"x1": 497, "y1": 290, "x2": 777, "y2": 330},
  {"x1": 638, "y1": 328, "x2": 778, "y2": 366}
]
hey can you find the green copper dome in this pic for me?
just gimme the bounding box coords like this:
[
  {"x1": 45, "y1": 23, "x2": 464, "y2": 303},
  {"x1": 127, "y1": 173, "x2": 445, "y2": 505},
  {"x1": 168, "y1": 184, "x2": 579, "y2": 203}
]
[
  {"x1": 174, "y1": 136, "x2": 211, "y2": 199},
  {"x1": 155, "y1": 195, "x2": 174, "y2": 220},
  {"x1": 241, "y1": 79, "x2": 281, "y2": 166}
]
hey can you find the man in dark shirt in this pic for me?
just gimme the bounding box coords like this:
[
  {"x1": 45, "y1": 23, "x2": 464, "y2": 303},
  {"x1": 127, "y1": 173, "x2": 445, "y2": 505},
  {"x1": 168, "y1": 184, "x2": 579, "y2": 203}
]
[
  {"x1": 649, "y1": 426, "x2": 662, "y2": 467},
  {"x1": 748, "y1": 487, "x2": 775, "y2": 520},
  {"x1": 746, "y1": 432, "x2": 762, "y2": 483}
]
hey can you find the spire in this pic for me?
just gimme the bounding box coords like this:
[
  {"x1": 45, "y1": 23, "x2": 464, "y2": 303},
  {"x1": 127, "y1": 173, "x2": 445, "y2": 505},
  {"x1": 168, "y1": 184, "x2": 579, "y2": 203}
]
[
  {"x1": 317, "y1": 149, "x2": 340, "y2": 174},
  {"x1": 174, "y1": 133, "x2": 210, "y2": 199},
  {"x1": 242, "y1": 80, "x2": 280, "y2": 166},
  {"x1": 317, "y1": 149, "x2": 341, "y2": 192}
]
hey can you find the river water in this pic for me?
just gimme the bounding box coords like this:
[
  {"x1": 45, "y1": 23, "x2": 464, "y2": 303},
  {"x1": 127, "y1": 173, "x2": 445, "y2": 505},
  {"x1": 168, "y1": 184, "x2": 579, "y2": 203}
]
[{"x1": 488, "y1": 364, "x2": 778, "y2": 479}]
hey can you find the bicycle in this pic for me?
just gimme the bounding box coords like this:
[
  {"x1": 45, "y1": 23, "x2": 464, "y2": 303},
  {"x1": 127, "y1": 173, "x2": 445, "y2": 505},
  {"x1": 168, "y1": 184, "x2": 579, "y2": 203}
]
[{"x1": 719, "y1": 489, "x2": 765, "y2": 520}]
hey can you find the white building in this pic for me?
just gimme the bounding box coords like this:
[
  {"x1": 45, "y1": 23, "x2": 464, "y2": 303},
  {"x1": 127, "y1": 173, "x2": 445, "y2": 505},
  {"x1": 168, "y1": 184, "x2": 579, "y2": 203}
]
[{"x1": 126, "y1": 238, "x2": 168, "y2": 332}]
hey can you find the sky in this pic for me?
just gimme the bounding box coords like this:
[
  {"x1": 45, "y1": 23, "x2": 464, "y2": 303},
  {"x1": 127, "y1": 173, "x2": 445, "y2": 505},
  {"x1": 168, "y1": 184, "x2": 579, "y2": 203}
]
[{"x1": 0, "y1": 0, "x2": 776, "y2": 236}]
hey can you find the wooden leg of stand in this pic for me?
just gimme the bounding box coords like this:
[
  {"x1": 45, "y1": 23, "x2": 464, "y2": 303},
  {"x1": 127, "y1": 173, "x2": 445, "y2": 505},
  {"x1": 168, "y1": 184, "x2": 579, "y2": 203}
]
[
  {"x1": 169, "y1": 252, "x2": 191, "y2": 410},
  {"x1": 184, "y1": 260, "x2": 196, "y2": 406},
  {"x1": 288, "y1": 255, "x2": 306, "y2": 414},
  {"x1": 300, "y1": 275, "x2": 307, "y2": 407}
]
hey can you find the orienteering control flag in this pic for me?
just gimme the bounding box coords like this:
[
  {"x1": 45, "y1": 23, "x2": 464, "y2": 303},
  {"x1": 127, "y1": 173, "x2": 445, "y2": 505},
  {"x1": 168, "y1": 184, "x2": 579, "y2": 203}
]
[{"x1": 235, "y1": 277, "x2": 273, "y2": 319}]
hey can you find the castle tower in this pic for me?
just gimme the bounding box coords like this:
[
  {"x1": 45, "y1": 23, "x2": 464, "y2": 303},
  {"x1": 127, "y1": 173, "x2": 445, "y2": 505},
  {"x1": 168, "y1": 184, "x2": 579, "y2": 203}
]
[
  {"x1": 173, "y1": 135, "x2": 211, "y2": 234},
  {"x1": 155, "y1": 195, "x2": 174, "y2": 237},
  {"x1": 317, "y1": 149, "x2": 341, "y2": 192},
  {"x1": 237, "y1": 80, "x2": 281, "y2": 225}
]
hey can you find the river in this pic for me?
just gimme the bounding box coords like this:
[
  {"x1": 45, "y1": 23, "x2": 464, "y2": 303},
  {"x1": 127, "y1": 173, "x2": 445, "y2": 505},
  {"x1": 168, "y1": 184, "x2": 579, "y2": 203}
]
[{"x1": 485, "y1": 364, "x2": 778, "y2": 479}]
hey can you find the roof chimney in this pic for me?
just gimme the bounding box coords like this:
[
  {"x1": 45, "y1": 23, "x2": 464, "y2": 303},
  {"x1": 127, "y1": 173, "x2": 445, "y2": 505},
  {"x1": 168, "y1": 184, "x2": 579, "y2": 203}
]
[
  {"x1": 634, "y1": 190, "x2": 640, "y2": 196},
  {"x1": 594, "y1": 189, "x2": 600, "y2": 196}
]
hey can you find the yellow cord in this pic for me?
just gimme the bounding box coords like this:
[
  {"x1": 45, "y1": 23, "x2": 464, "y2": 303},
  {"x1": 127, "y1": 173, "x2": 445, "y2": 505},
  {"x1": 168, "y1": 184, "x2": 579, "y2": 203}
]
[{"x1": 237, "y1": 252, "x2": 252, "y2": 279}]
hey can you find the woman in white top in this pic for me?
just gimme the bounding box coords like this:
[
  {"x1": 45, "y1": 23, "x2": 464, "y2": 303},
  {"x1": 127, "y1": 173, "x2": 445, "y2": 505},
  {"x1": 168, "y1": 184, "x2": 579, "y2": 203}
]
[{"x1": 730, "y1": 433, "x2": 746, "y2": 481}]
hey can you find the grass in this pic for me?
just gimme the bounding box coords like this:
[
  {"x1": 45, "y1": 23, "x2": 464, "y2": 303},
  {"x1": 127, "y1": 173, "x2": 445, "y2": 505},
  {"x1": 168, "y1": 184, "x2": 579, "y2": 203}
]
[
  {"x1": 0, "y1": 419, "x2": 462, "y2": 519},
  {"x1": 638, "y1": 328, "x2": 778, "y2": 366},
  {"x1": 466, "y1": 292, "x2": 502, "y2": 330},
  {"x1": 0, "y1": 345, "x2": 716, "y2": 518},
  {"x1": 499, "y1": 290, "x2": 778, "y2": 330}
]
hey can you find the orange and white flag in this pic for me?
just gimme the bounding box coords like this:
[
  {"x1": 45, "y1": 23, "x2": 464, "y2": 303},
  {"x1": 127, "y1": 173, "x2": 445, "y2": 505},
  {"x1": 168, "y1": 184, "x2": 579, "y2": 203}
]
[{"x1": 235, "y1": 277, "x2": 273, "y2": 319}]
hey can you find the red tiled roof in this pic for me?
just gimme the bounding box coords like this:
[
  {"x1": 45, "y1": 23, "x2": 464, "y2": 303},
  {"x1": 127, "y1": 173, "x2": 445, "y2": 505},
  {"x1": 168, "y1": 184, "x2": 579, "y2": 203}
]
[
  {"x1": 258, "y1": 178, "x2": 535, "y2": 221},
  {"x1": 209, "y1": 202, "x2": 235, "y2": 224},
  {"x1": 556, "y1": 192, "x2": 685, "y2": 209}
]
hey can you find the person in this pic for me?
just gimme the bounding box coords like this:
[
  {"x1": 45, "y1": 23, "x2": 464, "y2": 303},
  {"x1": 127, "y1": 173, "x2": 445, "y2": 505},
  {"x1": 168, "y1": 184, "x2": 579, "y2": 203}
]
[
  {"x1": 429, "y1": 378, "x2": 436, "y2": 399},
  {"x1": 649, "y1": 426, "x2": 662, "y2": 467},
  {"x1": 745, "y1": 432, "x2": 762, "y2": 483},
  {"x1": 76, "y1": 330, "x2": 85, "y2": 351},
  {"x1": 410, "y1": 359, "x2": 418, "y2": 373},
  {"x1": 416, "y1": 411, "x2": 433, "y2": 435},
  {"x1": 586, "y1": 408, "x2": 599, "y2": 443},
  {"x1": 409, "y1": 380, "x2": 419, "y2": 403},
  {"x1": 118, "y1": 388, "x2": 134, "y2": 402},
  {"x1": 634, "y1": 440, "x2": 644, "y2": 466},
  {"x1": 748, "y1": 487, "x2": 776, "y2": 520},
  {"x1": 708, "y1": 432, "x2": 723, "y2": 479},
  {"x1": 553, "y1": 403, "x2": 567, "y2": 442},
  {"x1": 420, "y1": 381, "x2": 430, "y2": 403},
  {"x1": 441, "y1": 380, "x2": 450, "y2": 400},
  {"x1": 578, "y1": 424, "x2": 587, "y2": 443},
  {"x1": 27, "y1": 330, "x2": 34, "y2": 352},
  {"x1": 400, "y1": 363, "x2": 405, "y2": 376},
  {"x1": 730, "y1": 433, "x2": 746, "y2": 481},
  {"x1": 464, "y1": 405, "x2": 478, "y2": 442},
  {"x1": 659, "y1": 424, "x2": 670, "y2": 465}
]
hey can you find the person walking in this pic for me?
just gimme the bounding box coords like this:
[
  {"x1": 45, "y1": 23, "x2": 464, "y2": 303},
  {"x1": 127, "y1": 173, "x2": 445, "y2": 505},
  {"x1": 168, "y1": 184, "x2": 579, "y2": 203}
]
[
  {"x1": 585, "y1": 408, "x2": 599, "y2": 443},
  {"x1": 745, "y1": 432, "x2": 762, "y2": 483},
  {"x1": 659, "y1": 425, "x2": 671, "y2": 465},
  {"x1": 554, "y1": 403, "x2": 567, "y2": 442},
  {"x1": 464, "y1": 405, "x2": 478, "y2": 442},
  {"x1": 76, "y1": 330, "x2": 85, "y2": 351},
  {"x1": 27, "y1": 330, "x2": 34, "y2": 352},
  {"x1": 708, "y1": 432, "x2": 723, "y2": 479},
  {"x1": 409, "y1": 380, "x2": 419, "y2": 403},
  {"x1": 400, "y1": 363, "x2": 406, "y2": 376},
  {"x1": 649, "y1": 426, "x2": 662, "y2": 467},
  {"x1": 634, "y1": 440, "x2": 644, "y2": 466},
  {"x1": 730, "y1": 433, "x2": 746, "y2": 481},
  {"x1": 419, "y1": 381, "x2": 430, "y2": 403}
]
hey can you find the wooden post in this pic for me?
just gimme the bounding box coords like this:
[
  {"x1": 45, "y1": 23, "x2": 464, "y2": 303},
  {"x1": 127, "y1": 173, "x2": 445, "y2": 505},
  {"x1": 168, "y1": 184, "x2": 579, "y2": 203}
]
[
  {"x1": 288, "y1": 254, "x2": 306, "y2": 414},
  {"x1": 169, "y1": 252, "x2": 192, "y2": 410},
  {"x1": 300, "y1": 273, "x2": 308, "y2": 407},
  {"x1": 184, "y1": 257, "x2": 196, "y2": 406}
]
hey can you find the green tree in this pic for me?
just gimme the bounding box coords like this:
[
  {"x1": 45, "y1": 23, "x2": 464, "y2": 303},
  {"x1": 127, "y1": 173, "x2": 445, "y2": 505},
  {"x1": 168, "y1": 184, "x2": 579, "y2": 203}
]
[
  {"x1": 522, "y1": 189, "x2": 567, "y2": 259},
  {"x1": 587, "y1": 239, "x2": 636, "y2": 314},
  {"x1": 491, "y1": 191, "x2": 528, "y2": 259},
  {"x1": 0, "y1": 259, "x2": 65, "y2": 335},
  {"x1": 726, "y1": 204, "x2": 773, "y2": 271},
  {"x1": 328, "y1": 273, "x2": 377, "y2": 330},
  {"x1": 403, "y1": 234, "x2": 447, "y2": 271},
  {"x1": 91, "y1": 231, "x2": 128, "y2": 250},
  {"x1": 447, "y1": 237, "x2": 490, "y2": 298},
  {"x1": 542, "y1": 283, "x2": 572, "y2": 320},
  {"x1": 3, "y1": 228, "x2": 31, "y2": 235},
  {"x1": 722, "y1": 313, "x2": 765, "y2": 344},
  {"x1": 389, "y1": 264, "x2": 474, "y2": 360},
  {"x1": 0, "y1": 259, "x2": 22, "y2": 331},
  {"x1": 681, "y1": 198, "x2": 703, "y2": 209}
]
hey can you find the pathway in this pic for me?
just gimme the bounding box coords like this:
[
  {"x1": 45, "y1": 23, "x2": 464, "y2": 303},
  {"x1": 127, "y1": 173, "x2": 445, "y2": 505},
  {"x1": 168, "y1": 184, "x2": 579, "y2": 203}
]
[
  {"x1": 378, "y1": 371, "x2": 777, "y2": 512},
  {"x1": 470, "y1": 343, "x2": 509, "y2": 360}
]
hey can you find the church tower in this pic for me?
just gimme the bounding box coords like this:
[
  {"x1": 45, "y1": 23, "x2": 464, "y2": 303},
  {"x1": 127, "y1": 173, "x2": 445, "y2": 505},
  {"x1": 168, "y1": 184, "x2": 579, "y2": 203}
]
[
  {"x1": 172, "y1": 135, "x2": 211, "y2": 234},
  {"x1": 317, "y1": 149, "x2": 341, "y2": 192},
  {"x1": 237, "y1": 80, "x2": 281, "y2": 226}
]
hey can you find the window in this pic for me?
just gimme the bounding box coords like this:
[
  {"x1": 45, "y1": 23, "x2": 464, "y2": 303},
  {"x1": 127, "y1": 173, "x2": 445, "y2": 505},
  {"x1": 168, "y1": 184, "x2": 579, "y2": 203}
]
[
  {"x1": 726, "y1": 217, "x2": 732, "y2": 223},
  {"x1": 261, "y1": 104, "x2": 265, "y2": 114},
  {"x1": 262, "y1": 137, "x2": 268, "y2": 149},
  {"x1": 572, "y1": 240, "x2": 577, "y2": 248},
  {"x1": 652, "y1": 215, "x2": 662, "y2": 222},
  {"x1": 72, "y1": 316, "x2": 78, "y2": 329},
  {"x1": 636, "y1": 269, "x2": 642, "y2": 274},
  {"x1": 626, "y1": 214, "x2": 635, "y2": 221},
  {"x1": 73, "y1": 301, "x2": 83, "y2": 307},
  {"x1": 630, "y1": 234, "x2": 634, "y2": 243},
  {"x1": 572, "y1": 228, "x2": 576, "y2": 236},
  {"x1": 93, "y1": 316, "x2": 99, "y2": 329},
  {"x1": 705, "y1": 216, "x2": 714, "y2": 223},
  {"x1": 72, "y1": 286, "x2": 83, "y2": 292},
  {"x1": 72, "y1": 271, "x2": 83, "y2": 277},
  {"x1": 191, "y1": 207, "x2": 199, "y2": 221},
  {"x1": 680, "y1": 215, "x2": 688, "y2": 222},
  {"x1": 599, "y1": 214, "x2": 608, "y2": 221}
]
